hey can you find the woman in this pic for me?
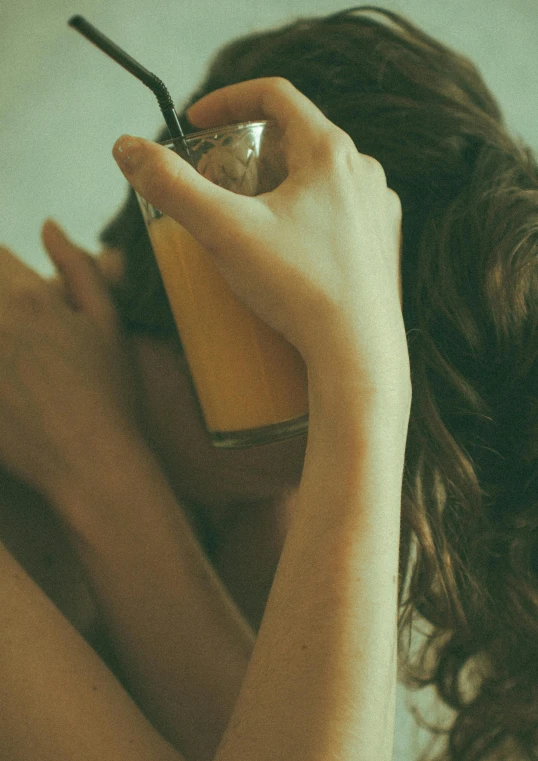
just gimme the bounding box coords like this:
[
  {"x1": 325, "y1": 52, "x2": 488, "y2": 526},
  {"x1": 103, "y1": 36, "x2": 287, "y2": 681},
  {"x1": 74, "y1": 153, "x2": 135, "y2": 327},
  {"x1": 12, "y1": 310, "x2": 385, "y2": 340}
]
[{"x1": 0, "y1": 6, "x2": 536, "y2": 761}]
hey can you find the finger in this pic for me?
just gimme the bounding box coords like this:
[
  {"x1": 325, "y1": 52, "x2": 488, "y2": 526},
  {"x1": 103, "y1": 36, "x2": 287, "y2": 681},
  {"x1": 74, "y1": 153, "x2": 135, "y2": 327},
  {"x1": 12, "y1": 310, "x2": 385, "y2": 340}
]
[
  {"x1": 186, "y1": 77, "x2": 332, "y2": 168},
  {"x1": 112, "y1": 135, "x2": 260, "y2": 252},
  {"x1": 45, "y1": 270, "x2": 76, "y2": 308},
  {"x1": 41, "y1": 219, "x2": 118, "y2": 335},
  {"x1": 96, "y1": 248, "x2": 125, "y2": 284}
]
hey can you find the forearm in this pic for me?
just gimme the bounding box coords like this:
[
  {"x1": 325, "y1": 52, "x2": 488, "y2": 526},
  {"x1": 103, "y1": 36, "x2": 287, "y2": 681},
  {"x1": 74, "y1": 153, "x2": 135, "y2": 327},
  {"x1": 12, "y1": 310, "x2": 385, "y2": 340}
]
[
  {"x1": 55, "y1": 446, "x2": 256, "y2": 761},
  {"x1": 211, "y1": 358, "x2": 411, "y2": 761},
  {"x1": 0, "y1": 539, "x2": 183, "y2": 761}
]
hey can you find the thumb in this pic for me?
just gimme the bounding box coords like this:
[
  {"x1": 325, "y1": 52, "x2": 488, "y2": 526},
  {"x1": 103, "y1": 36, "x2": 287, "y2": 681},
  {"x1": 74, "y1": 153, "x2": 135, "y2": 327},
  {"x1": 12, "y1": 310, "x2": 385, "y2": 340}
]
[
  {"x1": 112, "y1": 135, "x2": 250, "y2": 251},
  {"x1": 41, "y1": 219, "x2": 119, "y2": 336}
]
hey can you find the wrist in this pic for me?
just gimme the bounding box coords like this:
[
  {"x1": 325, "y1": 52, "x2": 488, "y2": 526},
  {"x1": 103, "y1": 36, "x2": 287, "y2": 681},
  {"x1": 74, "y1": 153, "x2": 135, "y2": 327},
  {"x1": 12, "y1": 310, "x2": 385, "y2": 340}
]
[
  {"x1": 306, "y1": 338, "x2": 411, "y2": 438},
  {"x1": 303, "y1": 306, "x2": 411, "y2": 408}
]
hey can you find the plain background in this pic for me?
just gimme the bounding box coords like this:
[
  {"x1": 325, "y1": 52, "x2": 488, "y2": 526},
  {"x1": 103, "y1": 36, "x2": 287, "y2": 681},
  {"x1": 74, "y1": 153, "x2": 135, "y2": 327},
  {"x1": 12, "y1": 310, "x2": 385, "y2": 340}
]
[{"x1": 1, "y1": 1, "x2": 537, "y2": 759}]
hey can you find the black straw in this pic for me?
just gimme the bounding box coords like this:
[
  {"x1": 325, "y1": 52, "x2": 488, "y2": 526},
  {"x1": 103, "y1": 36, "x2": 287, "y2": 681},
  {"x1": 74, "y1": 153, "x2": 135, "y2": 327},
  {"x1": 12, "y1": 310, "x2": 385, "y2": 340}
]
[{"x1": 68, "y1": 15, "x2": 193, "y2": 163}]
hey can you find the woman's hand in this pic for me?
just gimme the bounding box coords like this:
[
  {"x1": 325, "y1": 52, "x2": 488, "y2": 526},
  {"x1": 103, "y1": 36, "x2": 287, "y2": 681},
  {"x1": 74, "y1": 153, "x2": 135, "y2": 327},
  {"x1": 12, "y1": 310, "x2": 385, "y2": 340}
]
[
  {"x1": 0, "y1": 221, "x2": 143, "y2": 502},
  {"x1": 113, "y1": 77, "x2": 408, "y2": 390}
]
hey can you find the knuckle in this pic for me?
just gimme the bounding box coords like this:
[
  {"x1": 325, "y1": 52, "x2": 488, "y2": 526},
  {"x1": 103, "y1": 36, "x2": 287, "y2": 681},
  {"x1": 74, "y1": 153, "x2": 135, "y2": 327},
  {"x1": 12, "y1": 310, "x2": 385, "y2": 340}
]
[
  {"x1": 361, "y1": 153, "x2": 388, "y2": 183},
  {"x1": 267, "y1": 76, "x2": 296, "y2": 95},
  {"x1": 312, "y1": 126, "x2": 357, "y2": 168}
]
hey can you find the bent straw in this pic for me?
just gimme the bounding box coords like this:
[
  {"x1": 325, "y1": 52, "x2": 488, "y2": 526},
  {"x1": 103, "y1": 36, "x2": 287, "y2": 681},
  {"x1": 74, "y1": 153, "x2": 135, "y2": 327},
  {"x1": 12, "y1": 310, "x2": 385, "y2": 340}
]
[{"x1": 68, "y1": 15, "x2": 194, "y2": 164}]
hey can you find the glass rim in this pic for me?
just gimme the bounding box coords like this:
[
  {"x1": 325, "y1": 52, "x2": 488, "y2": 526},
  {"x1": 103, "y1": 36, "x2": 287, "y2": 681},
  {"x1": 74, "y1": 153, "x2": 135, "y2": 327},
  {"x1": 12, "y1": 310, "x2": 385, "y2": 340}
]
[{"x1": 158, "y1": 119, "x2": 277, "y2": 147}]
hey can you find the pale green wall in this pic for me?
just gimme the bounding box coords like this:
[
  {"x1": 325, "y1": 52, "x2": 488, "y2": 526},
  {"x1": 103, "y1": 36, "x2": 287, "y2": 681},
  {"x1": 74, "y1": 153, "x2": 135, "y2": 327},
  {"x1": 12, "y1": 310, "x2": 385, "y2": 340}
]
[{"x1": 2, "y1": 0, "x2": 537, "y2": 277}]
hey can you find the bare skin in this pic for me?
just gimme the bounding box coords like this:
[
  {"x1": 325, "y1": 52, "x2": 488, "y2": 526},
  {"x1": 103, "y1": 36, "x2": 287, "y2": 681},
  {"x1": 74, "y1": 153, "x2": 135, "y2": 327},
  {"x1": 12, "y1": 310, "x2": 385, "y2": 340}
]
[
  {"x1": 0, "y1": 245, "x2": 305, "y2": 666},
  {"x1": 0, "y1": 77, "x2": 408, "y2": 760}
]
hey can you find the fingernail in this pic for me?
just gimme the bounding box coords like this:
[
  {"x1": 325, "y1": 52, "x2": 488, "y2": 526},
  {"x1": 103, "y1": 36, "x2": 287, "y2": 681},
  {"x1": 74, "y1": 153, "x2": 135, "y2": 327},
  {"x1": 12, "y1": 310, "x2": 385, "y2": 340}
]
[{"x1": 113, "y1": 135, "x2": 143, "y2": 173}]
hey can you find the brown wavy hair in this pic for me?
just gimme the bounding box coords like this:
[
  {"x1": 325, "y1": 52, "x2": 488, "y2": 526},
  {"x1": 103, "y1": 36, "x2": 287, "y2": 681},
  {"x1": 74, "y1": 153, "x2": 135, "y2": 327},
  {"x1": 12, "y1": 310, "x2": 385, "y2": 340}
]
[{"x1": 100, "y1": 6, "x2": 538, "y2": 760}]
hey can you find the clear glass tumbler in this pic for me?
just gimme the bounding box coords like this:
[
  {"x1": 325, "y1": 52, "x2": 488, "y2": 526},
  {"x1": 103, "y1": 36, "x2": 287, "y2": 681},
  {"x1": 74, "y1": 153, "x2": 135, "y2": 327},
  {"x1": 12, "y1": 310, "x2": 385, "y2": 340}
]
[{"x1": 136, "y1": 120, "x2": 309, "y2": 448}]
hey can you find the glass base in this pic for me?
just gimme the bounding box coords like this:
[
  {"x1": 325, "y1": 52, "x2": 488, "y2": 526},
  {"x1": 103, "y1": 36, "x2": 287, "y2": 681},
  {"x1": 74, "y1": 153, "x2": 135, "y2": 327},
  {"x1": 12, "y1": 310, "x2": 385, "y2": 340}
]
[{"x1": 209, "y1": 414, "x2": 309, "y2": 449}]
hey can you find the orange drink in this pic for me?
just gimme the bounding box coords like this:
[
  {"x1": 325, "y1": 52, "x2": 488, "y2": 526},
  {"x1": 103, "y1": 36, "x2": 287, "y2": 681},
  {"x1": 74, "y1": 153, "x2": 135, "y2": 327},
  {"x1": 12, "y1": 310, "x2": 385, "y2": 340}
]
[{"x1": 136, "y1": 121, "x2": 309, "y2": 447}]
